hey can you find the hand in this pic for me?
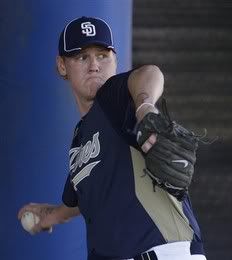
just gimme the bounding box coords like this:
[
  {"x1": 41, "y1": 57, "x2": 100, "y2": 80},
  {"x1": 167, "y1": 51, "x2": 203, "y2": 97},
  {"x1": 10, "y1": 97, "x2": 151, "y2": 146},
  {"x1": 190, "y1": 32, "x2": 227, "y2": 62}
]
[
  {"x1": 135, "y1": 101, "x2": 199, "y2": 200},
  {"x1": 136, "y1": 103, "x2": 159, "y2": 153},
  {"x1": 18, "y1": 203, "x2": 58, "y2": 235},
  {"x1": 140, "y1": 134, "x2": 157, "y2": 153}
]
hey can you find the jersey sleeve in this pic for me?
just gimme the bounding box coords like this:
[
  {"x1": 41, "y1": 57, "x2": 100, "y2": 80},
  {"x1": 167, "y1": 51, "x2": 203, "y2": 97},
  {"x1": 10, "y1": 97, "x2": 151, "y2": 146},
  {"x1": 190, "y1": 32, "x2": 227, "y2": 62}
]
[
  {"x1": 96, "y1": 70, "x2": 137, "y2": 143},
  {"x1": 62, "y1": 175, "x2": 79, "y2": 207}
]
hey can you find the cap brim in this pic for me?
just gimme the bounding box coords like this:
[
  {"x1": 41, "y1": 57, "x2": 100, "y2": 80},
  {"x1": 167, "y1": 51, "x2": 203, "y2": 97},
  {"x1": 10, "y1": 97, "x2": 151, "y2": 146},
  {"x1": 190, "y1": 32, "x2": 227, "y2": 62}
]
[{"x1": 64, "y1": 41, "x2": 116, "y2": 57}]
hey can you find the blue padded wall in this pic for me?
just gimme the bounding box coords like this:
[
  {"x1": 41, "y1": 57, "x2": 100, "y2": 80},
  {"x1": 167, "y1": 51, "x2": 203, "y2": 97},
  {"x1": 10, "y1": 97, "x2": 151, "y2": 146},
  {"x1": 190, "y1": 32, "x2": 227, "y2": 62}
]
[{"x1": 0, "y1": 0, "x2": 132, "y2": 259}]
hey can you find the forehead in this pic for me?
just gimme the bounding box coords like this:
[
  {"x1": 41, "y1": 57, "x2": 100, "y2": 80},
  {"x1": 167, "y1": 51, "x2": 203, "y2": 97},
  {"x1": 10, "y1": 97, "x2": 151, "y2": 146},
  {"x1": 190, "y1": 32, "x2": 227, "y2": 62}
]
[
  {"x1": 63, "y1": 45, "x2": 117, "y2": 62},
  {"x1": 79, "y1": 45, "x2": 113, "y2": 54}
]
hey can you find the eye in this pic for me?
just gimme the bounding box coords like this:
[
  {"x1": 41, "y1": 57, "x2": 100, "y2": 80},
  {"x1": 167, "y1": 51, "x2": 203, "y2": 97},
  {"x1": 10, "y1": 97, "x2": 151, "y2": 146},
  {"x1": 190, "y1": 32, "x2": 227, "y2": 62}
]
[
  {"x1": 74, "y1": 54, "x2": 88, "y2": 61},
  {"x1": 97, "y1": 53, "x2": 108, "y2": 59},
  {"x1": 79, "y1": 54, "x2": 88, "y2": 61}
]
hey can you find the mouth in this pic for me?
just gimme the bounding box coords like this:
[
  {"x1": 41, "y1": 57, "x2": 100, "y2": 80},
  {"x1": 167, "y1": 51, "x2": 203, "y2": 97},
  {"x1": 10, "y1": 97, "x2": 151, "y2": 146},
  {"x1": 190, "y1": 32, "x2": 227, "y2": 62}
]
[
  {"x1": 86, "y1": 76, "x2": 105, "y2": 85},
  {"x1": 87, "y1": 75, "x2": 102, "y2": 80}
]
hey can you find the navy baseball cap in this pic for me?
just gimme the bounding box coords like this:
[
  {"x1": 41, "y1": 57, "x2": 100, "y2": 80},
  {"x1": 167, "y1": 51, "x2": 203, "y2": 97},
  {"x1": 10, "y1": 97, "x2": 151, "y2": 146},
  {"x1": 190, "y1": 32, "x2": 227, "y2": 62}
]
[{"x1": 58, "y1": 16, "x2": 115, "y2": 56}]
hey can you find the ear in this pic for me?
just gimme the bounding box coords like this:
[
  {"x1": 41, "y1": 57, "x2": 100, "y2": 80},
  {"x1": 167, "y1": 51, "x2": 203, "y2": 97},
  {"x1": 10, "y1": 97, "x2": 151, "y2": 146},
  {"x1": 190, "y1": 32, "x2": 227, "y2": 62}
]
[
  {"x1": 56, "y1": 56, "x2": 67, "y2": 77},
  {"x1": 113, "y1": 53, "x2": 118, "y2": 71}
]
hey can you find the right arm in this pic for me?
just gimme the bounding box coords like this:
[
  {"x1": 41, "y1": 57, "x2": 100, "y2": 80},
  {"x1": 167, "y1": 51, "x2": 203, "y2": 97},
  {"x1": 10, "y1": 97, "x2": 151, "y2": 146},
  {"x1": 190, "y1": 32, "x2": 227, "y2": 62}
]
[{"x1": 18, "y1": 203, "x2": 80, "y2": 234}]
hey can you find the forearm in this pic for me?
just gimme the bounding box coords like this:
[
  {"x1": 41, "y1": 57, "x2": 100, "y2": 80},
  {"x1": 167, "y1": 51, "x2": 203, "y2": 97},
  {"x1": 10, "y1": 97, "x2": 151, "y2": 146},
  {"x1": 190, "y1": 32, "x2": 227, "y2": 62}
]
[
  {"x1": 18, "y1": 202, "x2": 81, "y2": 232},
  {"x1": 128, "y1": 65, "x2": 164, "y2": 121},
  {"x1": 54, "y1": 204, "x2": 81, "y2": 224}
]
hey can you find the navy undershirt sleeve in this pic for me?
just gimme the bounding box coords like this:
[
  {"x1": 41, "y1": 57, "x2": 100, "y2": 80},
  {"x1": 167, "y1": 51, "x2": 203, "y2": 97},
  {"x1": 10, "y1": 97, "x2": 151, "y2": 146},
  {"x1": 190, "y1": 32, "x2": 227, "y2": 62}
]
[{"x1": 62, "y1": 174, "x2": 79, "y2": 207}]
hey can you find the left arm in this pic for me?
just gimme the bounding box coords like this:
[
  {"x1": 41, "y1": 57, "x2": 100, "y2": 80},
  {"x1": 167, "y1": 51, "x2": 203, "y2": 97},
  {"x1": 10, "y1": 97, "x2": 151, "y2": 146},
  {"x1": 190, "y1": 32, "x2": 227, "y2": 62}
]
[{"x1": 128, "y1": 65, "x2": 164, "y2": 152}]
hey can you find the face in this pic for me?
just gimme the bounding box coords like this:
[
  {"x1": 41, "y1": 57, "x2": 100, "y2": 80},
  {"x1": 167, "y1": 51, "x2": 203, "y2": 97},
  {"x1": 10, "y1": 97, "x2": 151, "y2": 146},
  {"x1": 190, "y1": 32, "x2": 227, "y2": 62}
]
[{"x1": 57, "y1": 46, "x2": 117, "y2": 103}]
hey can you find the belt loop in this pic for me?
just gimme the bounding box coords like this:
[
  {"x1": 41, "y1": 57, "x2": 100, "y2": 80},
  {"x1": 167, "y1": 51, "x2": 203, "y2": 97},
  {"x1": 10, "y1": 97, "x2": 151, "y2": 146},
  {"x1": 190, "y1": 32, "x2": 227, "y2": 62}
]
[
  {"x1": 140, "y1": 252, "x2": 150, "y2": 260},
  {"x1": 146, "y1": 251, "x2": 158, "y2": 260},
  {"x1": 133, "y1": 250, "x2": 158, "y2": 260}
]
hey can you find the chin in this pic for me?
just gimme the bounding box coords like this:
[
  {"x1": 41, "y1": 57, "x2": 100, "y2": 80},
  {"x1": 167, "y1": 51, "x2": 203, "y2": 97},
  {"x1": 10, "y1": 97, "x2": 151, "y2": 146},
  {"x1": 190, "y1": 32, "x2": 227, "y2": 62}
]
[
  {"x1": 87, "y1": 87, "x2": 99, "y2": 100},
  {"x1": 91, "y1": 81, "x2": 103, "y2": 90}
]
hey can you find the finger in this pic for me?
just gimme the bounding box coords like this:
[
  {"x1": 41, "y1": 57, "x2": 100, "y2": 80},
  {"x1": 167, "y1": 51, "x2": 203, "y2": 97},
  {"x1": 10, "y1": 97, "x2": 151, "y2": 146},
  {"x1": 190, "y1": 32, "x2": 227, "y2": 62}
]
[
  {"x1": 141, "y1": 134, "x2": 157, "y2": 153},
  {"x1": 18, "y1": 203, "x2": 41, "y2": 219},
  {"x1": 28, "y1": 229, "x2": 38, "y2": 235},
  {"x1": 34, "y1": 225, "x2": 53, "y2": 234},
  {"x1": 148, "y1": 134, "x2": 157, "y2": 145},
  {"x1": 18, "y1": 205, "x2": 35, "y2": 219},
  {"x1": 31, "y1": 223, "x2": 42, "y2": 234},
  {"x1": 141, "y1": 141, "x2": 153, "y2": 153},
  {"x1": 18, "y1": 206, "x2": 31, "y2": 219}
]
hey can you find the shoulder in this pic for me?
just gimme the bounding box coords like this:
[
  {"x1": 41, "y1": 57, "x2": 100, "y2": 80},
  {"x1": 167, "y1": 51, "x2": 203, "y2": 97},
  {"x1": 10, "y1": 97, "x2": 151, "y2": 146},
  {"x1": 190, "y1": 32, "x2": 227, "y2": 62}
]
[
  {"x1": 104, "y1": 70, "x2": 133, "y2": 86},
  {"x1": 96, "y1": 70, "x2": 133, "y2": 99}
]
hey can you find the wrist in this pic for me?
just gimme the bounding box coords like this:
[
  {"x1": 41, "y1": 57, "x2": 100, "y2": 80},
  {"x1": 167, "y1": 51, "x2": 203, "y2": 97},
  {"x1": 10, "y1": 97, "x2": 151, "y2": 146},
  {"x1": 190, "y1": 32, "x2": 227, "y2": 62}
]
[
  {"x1": 56, "y1": 204, "x2": 80, "y2": 224},
  {"x1": 135, "y1": 103, "x2": 159, "y2": 122},
  {"x1": 135, "y1": 103, "x2": 154, "y2": 114}
]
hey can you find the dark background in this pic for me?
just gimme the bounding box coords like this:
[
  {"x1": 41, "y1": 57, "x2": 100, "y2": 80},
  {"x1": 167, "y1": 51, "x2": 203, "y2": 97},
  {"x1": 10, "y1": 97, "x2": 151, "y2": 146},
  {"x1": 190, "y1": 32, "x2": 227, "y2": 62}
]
[{"x1": 133, "y1": 1, "x2": 232, "y2": 259}]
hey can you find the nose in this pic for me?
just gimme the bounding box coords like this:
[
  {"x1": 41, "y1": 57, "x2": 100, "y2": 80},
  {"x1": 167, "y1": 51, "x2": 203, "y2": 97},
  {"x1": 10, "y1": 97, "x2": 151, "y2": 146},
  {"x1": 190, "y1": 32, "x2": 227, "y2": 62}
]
[{"x1": 89, "y1": 57, "x2": 100, "y2": 73}]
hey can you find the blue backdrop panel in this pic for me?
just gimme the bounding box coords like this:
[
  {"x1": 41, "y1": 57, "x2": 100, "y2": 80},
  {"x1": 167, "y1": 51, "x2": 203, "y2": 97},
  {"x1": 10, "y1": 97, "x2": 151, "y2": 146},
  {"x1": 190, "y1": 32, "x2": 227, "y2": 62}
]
[{"x1": 0, "y1": 0, "x2": 132, "y2": 259}]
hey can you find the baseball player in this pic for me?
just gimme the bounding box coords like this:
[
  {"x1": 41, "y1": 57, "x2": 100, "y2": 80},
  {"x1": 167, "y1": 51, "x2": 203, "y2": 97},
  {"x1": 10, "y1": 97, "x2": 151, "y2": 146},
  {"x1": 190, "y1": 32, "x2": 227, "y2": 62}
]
[{"x1": 18, "y1": 16, "x2": 207, "y2": 260}]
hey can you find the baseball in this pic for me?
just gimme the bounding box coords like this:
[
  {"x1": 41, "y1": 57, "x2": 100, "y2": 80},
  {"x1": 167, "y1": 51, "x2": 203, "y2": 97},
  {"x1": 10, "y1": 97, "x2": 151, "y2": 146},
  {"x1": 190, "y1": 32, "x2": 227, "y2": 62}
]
[{"x1": 21, "y1": 211, "x2": 40, "y2": 233}]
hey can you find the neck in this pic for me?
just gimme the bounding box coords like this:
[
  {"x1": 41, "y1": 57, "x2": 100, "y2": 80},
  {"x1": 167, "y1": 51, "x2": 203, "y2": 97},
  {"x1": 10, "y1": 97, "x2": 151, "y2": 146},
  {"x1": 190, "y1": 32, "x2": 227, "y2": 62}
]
[{"x1": 75, "y1": 97, "x2": 94, "y2": 117}]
